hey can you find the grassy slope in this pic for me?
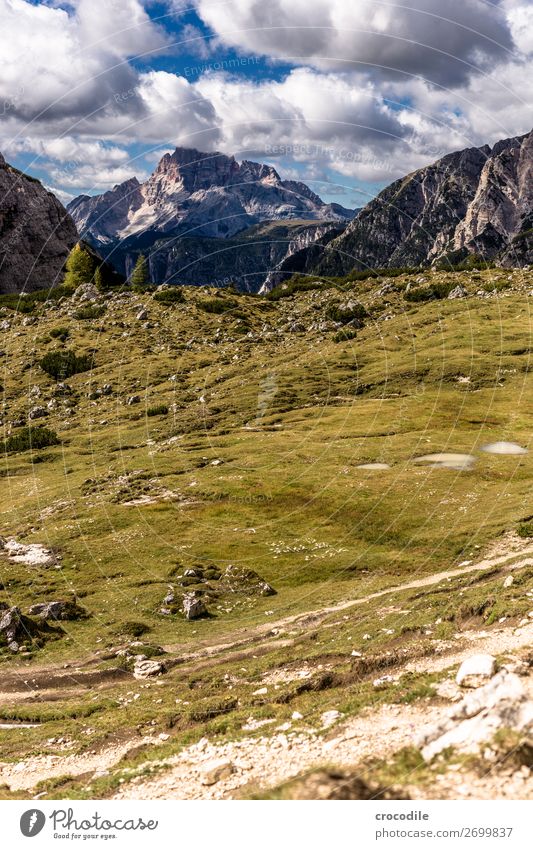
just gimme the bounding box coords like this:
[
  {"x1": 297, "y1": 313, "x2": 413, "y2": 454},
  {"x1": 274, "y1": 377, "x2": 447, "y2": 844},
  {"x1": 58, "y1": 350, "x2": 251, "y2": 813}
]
[{"x1": 0, "y1": 267, "x2": 532, "y2": 796}]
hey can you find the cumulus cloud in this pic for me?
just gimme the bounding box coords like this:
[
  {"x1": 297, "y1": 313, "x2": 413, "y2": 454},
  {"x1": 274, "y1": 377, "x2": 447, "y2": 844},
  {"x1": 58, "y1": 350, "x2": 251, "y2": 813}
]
[
  {"x1": 0, "y1": 0, "x2": 530, "y2": 198},
  {"x1": 194, "y1": 0, "x2": 514, "y2": 86}
]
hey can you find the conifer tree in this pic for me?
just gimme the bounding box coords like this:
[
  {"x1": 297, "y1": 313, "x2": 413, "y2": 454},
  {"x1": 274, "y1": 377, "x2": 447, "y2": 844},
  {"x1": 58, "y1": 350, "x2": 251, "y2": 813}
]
[
  {"x1": 64, "y1": 243, "x2": 94, "y2": 289},
  {"x1": 131, "y1": 254, "x2": 150, "y2": 290}
]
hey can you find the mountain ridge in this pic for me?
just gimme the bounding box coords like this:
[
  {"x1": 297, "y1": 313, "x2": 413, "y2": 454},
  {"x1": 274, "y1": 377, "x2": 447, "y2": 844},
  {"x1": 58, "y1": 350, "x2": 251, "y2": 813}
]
[
  {"x1": 67, "y1": 146, "x2": 355, "y2": 290},
  {"x1": 310, "y1": 129, "x2": 533, "y2": 277}
]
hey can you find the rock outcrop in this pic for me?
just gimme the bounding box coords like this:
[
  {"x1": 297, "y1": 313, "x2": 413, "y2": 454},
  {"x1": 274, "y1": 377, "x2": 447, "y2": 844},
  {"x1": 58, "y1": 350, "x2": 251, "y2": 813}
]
[
  {"x1": 313, "y1": 129, "x2": 533, "y2": 276},
  {"x1": 68, "y1": 147, "x2": 354, "y2": 291},
  {"x1": 0, "y1": 152, "x2": 78, "y2": 294}
]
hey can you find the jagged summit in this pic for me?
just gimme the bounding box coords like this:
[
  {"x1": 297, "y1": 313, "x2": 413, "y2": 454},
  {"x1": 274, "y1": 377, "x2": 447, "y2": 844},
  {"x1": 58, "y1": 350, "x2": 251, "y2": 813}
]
[
  {"x1": 312, "y1": 129, "x2": 533, "y2": 275},
  {"x1": 68, "y1": 146, "x2": 353, "y2": 247}
]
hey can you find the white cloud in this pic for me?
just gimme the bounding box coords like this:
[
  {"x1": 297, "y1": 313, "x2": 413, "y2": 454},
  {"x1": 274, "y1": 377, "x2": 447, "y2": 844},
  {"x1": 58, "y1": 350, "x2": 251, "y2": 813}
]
[{"x1": 194, "y1": 0, "x2": 514, "y2": 86}]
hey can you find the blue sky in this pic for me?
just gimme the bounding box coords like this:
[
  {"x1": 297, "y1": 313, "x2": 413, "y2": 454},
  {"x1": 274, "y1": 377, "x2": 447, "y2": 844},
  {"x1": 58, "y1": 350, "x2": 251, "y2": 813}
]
[{"x1": 1, "y1": 0, "x2": 531, "y2": 205}]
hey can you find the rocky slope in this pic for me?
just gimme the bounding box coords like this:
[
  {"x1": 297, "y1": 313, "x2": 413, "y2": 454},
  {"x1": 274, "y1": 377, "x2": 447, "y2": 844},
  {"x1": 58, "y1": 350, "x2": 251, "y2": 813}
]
[
  {"x1": 313, "y1": 130, "x2": 533, "y2": 276},
  {"x1": 0, "y1": 153, "x2": 78, "y2": 294},
  {"x1": 68, "y1": 147, "x2": 354, "y2": 291}
]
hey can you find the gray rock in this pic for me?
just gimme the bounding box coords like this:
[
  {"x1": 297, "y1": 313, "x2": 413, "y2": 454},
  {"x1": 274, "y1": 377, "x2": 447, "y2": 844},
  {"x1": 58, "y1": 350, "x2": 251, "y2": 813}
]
[
  {"x1": 127, "y1": 395, "x2": 141, "y2": 405},
  {"x1": 182, "y1": 592, "x2": 207, "y2": 620},
  {"x1": 133, "y1": 659, "x2": 165, "y2": 679},
  {"x1": 28, "y1": 405, "x2": 48, "y2": 420},
  {"x1": 456, "y1": 654, "x2": 497, "y2": 688},
  {"x1": 417, "y1": 670, "x2": 533, "y2": 761},
  {"x1": 448, "y1": 285, "x2": 468, "y2": 299},
  {"x1": 28, "y1": 599, "x2": 87, "y2": 621},
  {"x1": 74, "y1": 282, "x2": 99, "y2": 302},
  {"x1": 0, "y1": 151, "x2": 78, "y2": 295}
]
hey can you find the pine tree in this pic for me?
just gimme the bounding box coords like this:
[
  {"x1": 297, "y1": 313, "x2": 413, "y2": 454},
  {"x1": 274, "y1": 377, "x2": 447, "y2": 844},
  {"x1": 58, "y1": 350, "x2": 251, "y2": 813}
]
[
  {"x1": 64, "y1": 243, "x2": 95, "y2": 289},
  {"x1": 131, "y1": 254, "x2": 150, "y2": 291},
  {"x1": 94, "y1": 266, "x2": 105, "y2": 293}
]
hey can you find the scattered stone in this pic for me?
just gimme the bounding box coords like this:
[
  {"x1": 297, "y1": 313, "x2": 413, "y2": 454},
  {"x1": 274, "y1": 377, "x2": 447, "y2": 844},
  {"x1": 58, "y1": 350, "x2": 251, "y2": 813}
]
[
  {"x1": 133, "y1": 659, "x2": 165, "y2": 679},
  {"x1": 136, "y1": 309, "x2": 148, "y2": 321},
  {"x1": 448, "y1": 285, "x2": 468, "y2": 299},
  {"x1": 417, "y1": 670, "x2": 533, "y2": 761},
  {"x1": 199, "y1": 760, "x2": 235, "y2": 785},
  {"x1": 127, "y1": 395, "x2": 141, "y2": 405},
  {"x1": 321, "y1": 710, "x2": 342, "y2": 729},
  {"x1": 373, "y1": 675, "x2": 396, "y2": 690},
  {"x1": 74, "y1": 282, "x2": 99, "y2": 301},
  {"x1": 28, "y1": 405, "x2": 48, "y2": 420},
  {"x1": 182, "y1": 592, "x2": 208, "y2": 620},
  {"x1": 414, "y1": 452, "x2": 475, "y2": 471},
  {"x1": 503, "y1": 575, "x2": 514, "y2": 588},
  {"x1": 221, "y1": 565, "x2": 276, "y2": 597},
  {"x1": 28, "y1": 599, "x2": 88, "y2": 621},
  {"x1": 456, "y1": 654, "x2": 497, "y2": 688},
  {"x1": 3, "y1": 539, "x2": 56, "y2": 567}
]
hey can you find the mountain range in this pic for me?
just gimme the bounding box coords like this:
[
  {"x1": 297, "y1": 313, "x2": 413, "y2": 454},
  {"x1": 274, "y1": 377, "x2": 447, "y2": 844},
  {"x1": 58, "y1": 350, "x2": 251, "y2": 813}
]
[
  {"x1": 311, "y1": 129, "x2": 533, "y2": 277},
  {"x1": 67, "y1": 147, "x2": 354, "y2": 291},
  {"x1": 1, "y1": 129, "x2": 532, "y2": 296}
]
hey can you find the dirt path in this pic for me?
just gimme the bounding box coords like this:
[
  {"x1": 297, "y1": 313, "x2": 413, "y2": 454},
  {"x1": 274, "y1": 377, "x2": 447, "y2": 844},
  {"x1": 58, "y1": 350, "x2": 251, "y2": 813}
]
[
  {"x1": 0, "y1": 737, "x2": 159, "y2": 792},
  {"x1": 113, "y1": 619, "x2": 533, "y2": 800}
]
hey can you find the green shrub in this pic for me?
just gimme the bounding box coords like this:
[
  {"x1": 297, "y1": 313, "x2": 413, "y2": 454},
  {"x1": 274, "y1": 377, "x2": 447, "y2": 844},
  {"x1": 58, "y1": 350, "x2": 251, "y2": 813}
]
[
  {"x1": 404, "y1": 281, "x2": 454, "y2": 302},
  {"x1": 325, "y1": 302, "x2": 367, "y2": 324},
  {"x1": 199, "y1": 296, "x2": 238, "y2": 314},
  {"x1": 118, "y1": 621, "x2": 151, "y2": 638},
  {"x1": 3, "y1": 426, "x2": 60, "y2": 454},
  {"x1": 39, "y1": 349, "x2": 93, "y2": 380},
  {"x1": 518, "y1": 521, "x2": 533, "y2": 539},
  {"x1": 153, "y1": 287, "x2": 186, "y2": 304},
  {"x1": 73, "y1": 304, "x2": 106, "y2": 320},
  {"x1": 49, "y1": 327, "x2": 69, "y2": 342},
  {"x1": 147, "y1": 404, "x2": 169, "y2": 417},
  {"x1": 333, "y1": 328, "x2": 359, "y2": 343}
]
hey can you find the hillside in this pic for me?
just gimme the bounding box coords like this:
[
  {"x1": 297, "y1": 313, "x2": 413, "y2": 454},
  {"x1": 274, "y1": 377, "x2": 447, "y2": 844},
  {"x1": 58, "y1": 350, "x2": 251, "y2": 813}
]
[
  {"x1": 312, "y1": 130, "x2": 533, "y2": 277},
  {"x1": 0, "y1": 267, "x2": 533, "y2": 800}
]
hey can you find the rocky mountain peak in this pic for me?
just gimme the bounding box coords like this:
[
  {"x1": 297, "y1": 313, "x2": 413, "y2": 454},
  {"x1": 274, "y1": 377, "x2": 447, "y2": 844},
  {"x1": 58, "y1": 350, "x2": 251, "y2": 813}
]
[
  {"x1": 312, "y1": 128, "x2": 533, "y2": 275},
  {"x1": 0, "y1": 151, "x2": 78, "y2": 294}
]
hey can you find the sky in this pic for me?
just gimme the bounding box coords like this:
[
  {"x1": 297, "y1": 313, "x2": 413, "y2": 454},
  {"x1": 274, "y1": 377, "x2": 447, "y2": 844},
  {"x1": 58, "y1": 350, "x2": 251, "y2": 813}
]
[{"x1": 0, "y1": 0, "x2": 532, "y2": 207}]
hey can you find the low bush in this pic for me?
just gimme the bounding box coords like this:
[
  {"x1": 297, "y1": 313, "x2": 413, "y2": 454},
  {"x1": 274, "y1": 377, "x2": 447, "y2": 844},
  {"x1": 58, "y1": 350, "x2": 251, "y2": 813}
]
[
  {"x1": 3, "y1": 426, "x2": 60, "y2": 454},
  {"x1": 49, "y1": 327, "x2": 70, "y2": 342},
  {"x1": 333, "y1": 328, "x2": 359, "y2": 343},
  {"x1": 404, "y1": 281, "x2": 454, "y2": 302},
  {"x1": 199, "y1": 296, "x2": 238, "y2": 314},
  {"x1": 153, "y1": 288, "x2": 186, "y2": 304},
  {"x1": 147, "y1": 404, "x2": 169, "y2": 417},
  {"x1": 73, "y1": 304, "x2": 106, "y2": 320},
  {"x1": 39, "y1": 349, "x2": 93, "y2": 380}
]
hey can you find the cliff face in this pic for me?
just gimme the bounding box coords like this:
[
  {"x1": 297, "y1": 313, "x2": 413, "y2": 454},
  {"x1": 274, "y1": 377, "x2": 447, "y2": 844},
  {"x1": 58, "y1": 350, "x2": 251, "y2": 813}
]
[
  {"x1": 69, "y1": 147, "x2": 354, "y2": 246},
  {"x1": 67, "y1": 146, "x2": 355, "y2": 291},
  {"x1": 314, "y1": 130, "x2": 533, "y2": 276},
  {"x1": 0, "y1": 153, "x2": 78, "y2": 294},
  {"x1": 128, "y1": 221, "x2": 343, "y2": 292}
]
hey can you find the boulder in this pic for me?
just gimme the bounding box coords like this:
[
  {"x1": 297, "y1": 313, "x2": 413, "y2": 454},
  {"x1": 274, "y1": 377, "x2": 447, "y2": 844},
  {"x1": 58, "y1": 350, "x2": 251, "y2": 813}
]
[
  {"x1": 456, "y1": 654, "x2": 497, "y2": 688},
  {"x1": 0, "y1": 606, "x2": 43, "y2": 648},
  {"x1": 416, "y1": 670, "x2": 533, "y2": 761},
  {"x1": 182, "y1": 592, "x2": 208, "y2": 620},
  {"x1": 28, "y1": 599, "x2": 87, "y2": 621},
  {"x1": 133, "y1": 659, "x2": 165, "y2": 679},
  {"x1": 74, "y1": 282, "x2": 99, "y2": 301},
  {"x1": 200, "y1": 760, "x2": 235, "y2": 786},
  {"x1": 448, "y1": 285, "x2": 468, "y2": 300},
  {"x1": 28, "y1": 405, "x2": 48, "y2": 420}
]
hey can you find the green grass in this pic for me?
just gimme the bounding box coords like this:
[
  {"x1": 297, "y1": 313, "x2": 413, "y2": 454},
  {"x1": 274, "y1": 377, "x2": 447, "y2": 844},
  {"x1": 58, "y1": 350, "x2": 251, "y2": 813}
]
[{"x1": 0, "y1": 267, "x2": 532, "y2": 796}]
